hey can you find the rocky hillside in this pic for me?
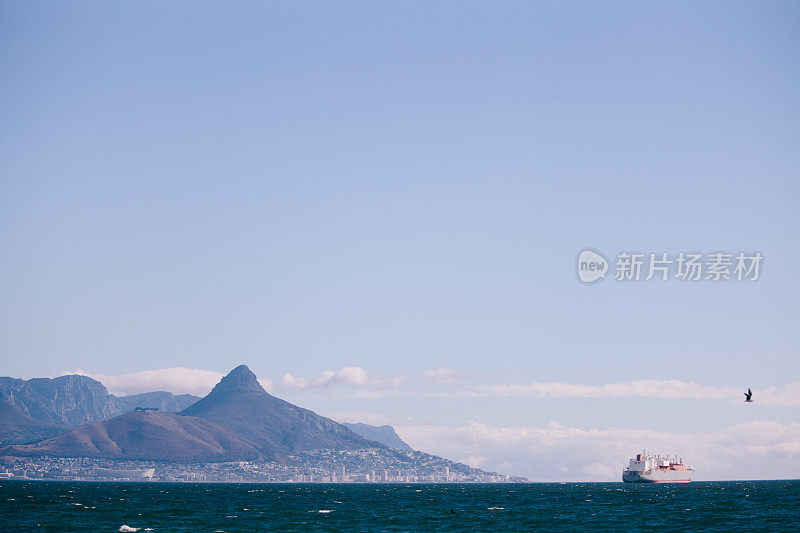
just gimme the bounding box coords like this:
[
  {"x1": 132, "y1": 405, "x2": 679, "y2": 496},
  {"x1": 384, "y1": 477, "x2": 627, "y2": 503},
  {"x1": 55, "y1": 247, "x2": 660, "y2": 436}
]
[
  {"x1": 0, "y1": 375, "x2": 201, "y2": 445},
  {"x1": 0, "y1": 401, "x2": 63, "y2": 445},
  {"x1": 181, "y1": 365, "x2": 379, "y2": 459},
  {"x1": 116, "y1": 391, "x2": 199, "y2": 413},
  {"x1": 4, "y1": 366, "x2": 382, "y2": 462},
  {"x1": 0, "y1": 375, "x2": 120, "y2": 430},
  {"x1": 343, "y1": 422, "x2": 413, "y2": 451},
  {"x1": 4, "y1": 410, "x2": 265, "y2": 462}
]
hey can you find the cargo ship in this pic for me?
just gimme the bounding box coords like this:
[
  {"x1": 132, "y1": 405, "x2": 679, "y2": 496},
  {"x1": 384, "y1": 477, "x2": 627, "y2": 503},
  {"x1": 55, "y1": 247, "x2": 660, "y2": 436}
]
[{"x1": 622, "y1": 452, "x2": 693, "y2": 483}]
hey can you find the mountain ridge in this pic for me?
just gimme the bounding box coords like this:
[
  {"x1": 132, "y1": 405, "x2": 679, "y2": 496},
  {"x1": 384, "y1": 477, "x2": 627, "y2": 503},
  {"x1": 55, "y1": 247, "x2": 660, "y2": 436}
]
[
  {"x1": 342, "y1": 422, "x2": 414, "y2": 451},
  {"x1": 1, "y1": 365, "x2": 513, "y2": 480},
  {"x1": 181, "y1": 365, "x2": 380, "y2": 459},
  {"x1": 0, "y1": 375, "x2": 201, "y2": 445},
  {"x1": 0, "y1": 375, "x2": 120, "y2": 429},
  {"x1": 4, "y1": 365, "x2": 383, "y2": 461},
  {"x1": 4, "y1": 410, "x2": 265, "y2": 462}
]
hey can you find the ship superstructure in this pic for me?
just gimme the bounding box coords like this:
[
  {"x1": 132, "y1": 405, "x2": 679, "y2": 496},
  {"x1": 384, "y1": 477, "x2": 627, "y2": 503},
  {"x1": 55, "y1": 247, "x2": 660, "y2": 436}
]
[{"x1": 622, "y1": 452, "x2": 693, "y2": 483}]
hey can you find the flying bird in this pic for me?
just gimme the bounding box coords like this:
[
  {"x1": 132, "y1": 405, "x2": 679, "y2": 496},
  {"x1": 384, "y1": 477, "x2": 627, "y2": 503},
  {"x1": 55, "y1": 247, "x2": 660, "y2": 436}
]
[{"x1": 744, "y1": 388, "x2": 753, "y2": 403}]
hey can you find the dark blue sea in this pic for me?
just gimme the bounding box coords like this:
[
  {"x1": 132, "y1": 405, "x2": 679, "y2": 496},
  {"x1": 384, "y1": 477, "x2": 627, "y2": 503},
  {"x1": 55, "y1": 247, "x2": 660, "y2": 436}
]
[{"x1": 1, "y1": 480, "x2": 798, "y2": 532}]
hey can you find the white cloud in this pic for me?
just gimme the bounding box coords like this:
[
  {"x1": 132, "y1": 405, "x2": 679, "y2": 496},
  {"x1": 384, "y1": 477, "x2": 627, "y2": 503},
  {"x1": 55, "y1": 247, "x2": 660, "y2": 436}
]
[
  {"x1": 373, "y1": 375, "x2": 408, "y2": 389},
  {"x1": 582, "y1": 462, "x2": 617, "y2": 479},
  {"x1": 281, "y1": 367, "x2": 409, "y2": 391},
  {"x1": 478, "y1": 379, "x2": 736, "y2": 399},
  {"x1": 275, "y1": 362, "x2": 800, "y2": 406},
  {"x1": 349, "y1": 389, "x2": 401, "y2": 399},
  {"x1": 63, "y1": 364, "x2": 800, "y2": 408},
  {"x1": 331, "y1": 411, "x2": 414, "y2": 427},
  {"x1": 476, "y1": 380, "x2": 800, "y2": 405},
  {"x1": 282, "y1": 367, "x2": 371, "y2": 389},
  {"x1": 759, "y1": 381, "x2": 800, "y2": 406},
  {"x1": 280, "y1": 366, "x2": 473, "y2": 393},
  {"x1": 64, "y1": 367, "x2": 225, "y2": 396},
  {"x1": 395, "y1": 419, "x2": 800, "y2": 482},
  {"x1": 420, "y1": 367, "x2": 470, "y2": 385},
  {"x1": 282, "y1": 366, "x2": 800, "y2": 406}
]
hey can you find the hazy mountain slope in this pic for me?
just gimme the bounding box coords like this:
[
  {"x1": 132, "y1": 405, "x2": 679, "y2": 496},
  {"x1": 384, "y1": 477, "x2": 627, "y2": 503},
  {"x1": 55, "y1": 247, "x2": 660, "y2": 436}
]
[
  {"x1": 181, "y1": 365, "x2": 381, "y2": 458},
  {"x1": 343, "y1": 422, "x2": 414, "y2": 451},
  {"x1": 4, "y1": 410, "x2": 265, "y2": 462},
  {"x1": 0, "y1": 401, "x2": 63, "y2": 445},
  {"x1": 116, "y1": 392, "x2": 200, "y2": 413},
  {"x1": 0, "y1": 375, "x2": 201, "y2": 440}
]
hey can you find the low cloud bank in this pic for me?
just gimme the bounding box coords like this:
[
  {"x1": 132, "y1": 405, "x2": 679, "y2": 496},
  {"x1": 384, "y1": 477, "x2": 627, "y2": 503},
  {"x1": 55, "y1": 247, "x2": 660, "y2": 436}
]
[
  {"x1": 282, "y1": 367, "x2": 370, "y2": 389},
  {"x1": 282, "y1": 367, "x2": 407, "y2": 391},
  {"x1": 279, "y1": 367, "x2": 800, "y2": 406},
  {"x1": 63, "y1": 367, "x2": 273, "y2": 396},
  {"x1": 63, "y1": 365, "x2": 800, "y2": 406},
  {"x1": 395, "y1": 420, "x2": 800, "y2": 481},
  {"x1": 480, "y1": 380, "x2": 736, "y2": 400},
  {"x1": 478, "y1": 380, "x2": 800, "y2": 406}
]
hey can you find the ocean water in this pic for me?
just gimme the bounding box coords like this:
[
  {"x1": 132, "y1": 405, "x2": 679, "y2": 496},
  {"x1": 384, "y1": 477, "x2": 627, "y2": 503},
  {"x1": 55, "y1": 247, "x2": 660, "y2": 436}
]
[{"x1": 1, "y1": 480, "x2": 798, "y2": 532}]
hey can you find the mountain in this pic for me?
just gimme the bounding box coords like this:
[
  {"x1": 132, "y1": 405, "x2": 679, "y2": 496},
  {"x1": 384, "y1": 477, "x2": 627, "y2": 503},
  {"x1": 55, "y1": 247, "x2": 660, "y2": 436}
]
[
  {"x1": 0, "y1": 401, "x2": 63, "y2": 445},
  {"x1": 5, "y1": 365, "x2": 382, "y2": 462},
  {"x1": 343, "y1": 422, "x2": 413, "y2": 451},
  {"x1": 0, "y1": 365, "x2": 518, "y2": 479},
  {"x1": 0, "y1": 375, "x2": 203, "y2": 445},
  {"x1": 0, "y1": 375, "x2": 121, "y2": 429},
  {"x1": 181, "y1": 365, "x2": 380, "y2": 458},
  {"x1": 4, "y1": 410, "x2": 265, "y2": 462},
  {"x1": 116, "y1": 392, "x2": 200, "y2": 413}
]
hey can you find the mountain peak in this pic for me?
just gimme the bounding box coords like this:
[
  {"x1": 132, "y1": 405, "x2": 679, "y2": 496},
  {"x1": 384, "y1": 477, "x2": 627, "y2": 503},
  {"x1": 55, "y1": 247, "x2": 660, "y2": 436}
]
[{"x1": 210, "y1": 365, "x2": 265, "y2": 395}]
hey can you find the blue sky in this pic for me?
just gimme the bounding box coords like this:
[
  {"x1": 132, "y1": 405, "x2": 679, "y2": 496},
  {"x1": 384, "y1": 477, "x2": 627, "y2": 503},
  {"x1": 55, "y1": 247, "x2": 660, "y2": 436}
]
[{"x1": 1, "y1": 1, "x2": 798, "y2": 480}]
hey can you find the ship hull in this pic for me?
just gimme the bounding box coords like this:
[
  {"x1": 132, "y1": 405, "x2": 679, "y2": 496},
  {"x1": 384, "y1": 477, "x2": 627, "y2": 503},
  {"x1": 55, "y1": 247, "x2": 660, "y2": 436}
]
[{"x1": 622, "y1": 470, "x2": 693, "y2": 483}]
